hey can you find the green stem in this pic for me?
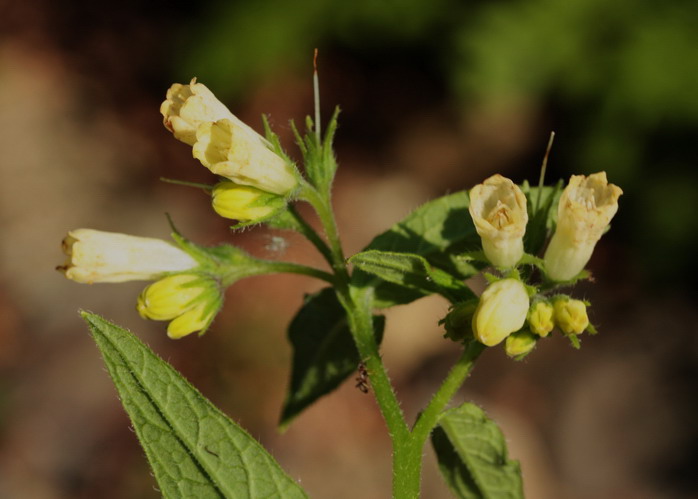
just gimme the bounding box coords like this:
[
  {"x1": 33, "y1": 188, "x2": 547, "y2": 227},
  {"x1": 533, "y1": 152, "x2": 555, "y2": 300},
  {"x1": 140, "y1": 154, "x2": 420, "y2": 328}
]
[
  {"x1": 392, "y1": 341, "x2": 485, "y2": 498},
  {"x1": 286, "y1": 205, "x2": 335, "y2": 265},
  {"x1": 260, "y1": 261, "x2": 335, "y2": 284},
  {"x1": 411, "y1": 341, "x2": 485, "y2": 444},
  {"x1": 299, "y1": 182, "x2": 347, "y2": 280}
]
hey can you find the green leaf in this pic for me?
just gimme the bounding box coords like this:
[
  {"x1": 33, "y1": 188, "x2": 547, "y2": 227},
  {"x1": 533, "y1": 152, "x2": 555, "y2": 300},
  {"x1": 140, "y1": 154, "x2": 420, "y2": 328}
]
[
  {"x1": 521, "y1": 182, "x2": 563, "y2": 256},
  {"x1": 82, "y1": 312, "x2": 307, "y2": 499},
  {"x1": 431, "y1": 403, "x2": 523, "y2": 499},
  {"x1": 352, "y1": 190, "x2": 483, "y2": 308},
  {"x1": 349, "y1": 250, "x2": 476, "y2": 304},
  {"x1": 279, "y1": 288, "x2": 384, "y2": 430}
]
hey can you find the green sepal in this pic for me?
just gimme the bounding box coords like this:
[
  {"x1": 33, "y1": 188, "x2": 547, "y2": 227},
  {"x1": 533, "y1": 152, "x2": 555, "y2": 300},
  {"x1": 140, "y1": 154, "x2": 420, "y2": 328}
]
[
  {"x1": 349, "y1": 250, "x2": 476, "y2": 304},
  {"x1": 82, "y1": 312, "x2": 307, "y2": 499},
  {"x1": 279, "y1": 288, "x2": 384, "y2": 430},
  {"x1": 440, "y1": 299, "x2": 479, "y2": 342},
  {"x1": 431, "y1": 402, "x2": 524, "y2": 499},
  {"x1": 291, "y1": 107, "x2": 340, "y2": 194},
  {"x1": 261, "y1": 115, "x2": 302, "y2": 187}
]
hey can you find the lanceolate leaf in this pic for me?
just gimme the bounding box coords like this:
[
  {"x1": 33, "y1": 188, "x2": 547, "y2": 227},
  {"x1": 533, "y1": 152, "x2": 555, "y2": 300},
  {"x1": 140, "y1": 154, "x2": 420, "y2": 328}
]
[
  {"x1": 349, "y1": 250, "x2": 476, "y2": 304},
  {"x1": 352, "y1": 190, "x2": 482, "y2": 308},
  {"x1": 82, "y1": 312, "x2": 307, "y2": 499},
  {"x1": 279, "y1": 288, "x2": 384, "y2": 430},
  {"x1": 431, "y1": 403, "x2": 523, "y2": 499}
]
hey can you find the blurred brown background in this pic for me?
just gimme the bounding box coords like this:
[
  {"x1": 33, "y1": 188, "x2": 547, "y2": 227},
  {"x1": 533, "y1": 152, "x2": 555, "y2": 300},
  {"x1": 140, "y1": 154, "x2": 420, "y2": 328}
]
[{"x1": 1, "y1": 0, "x2": 697, "y2": 497}]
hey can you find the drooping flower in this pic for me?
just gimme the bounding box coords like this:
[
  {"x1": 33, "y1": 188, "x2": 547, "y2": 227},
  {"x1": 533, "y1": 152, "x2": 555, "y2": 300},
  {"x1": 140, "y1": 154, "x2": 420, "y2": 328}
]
[
  {"x1": 469, "y1": 174, "x2": 528, "y2": 268},
  {"x1": 58, "y1": 229, "x2": 197, "y2": 284},
  {"x1": 193, "y1": 118, "x2": 297, "y2": 195},
  {"x1": 160, "y1": 79, "x2": 255, "y2": 146},
  {"x1": 136, "y1": 274, "x2": 221, "y2": 339},
  {"x1": 553, "y1": 296, "x2": 589, "y2": 335},
  {"x1": 544, "y1": 172, "x2": 622, "y2": 281},
  {"x1": 472, "y1": 278, "x2": 530, "y2": 346},
  {"x1": 211, "y1": 181, "x2": 286, "y2": 222}
]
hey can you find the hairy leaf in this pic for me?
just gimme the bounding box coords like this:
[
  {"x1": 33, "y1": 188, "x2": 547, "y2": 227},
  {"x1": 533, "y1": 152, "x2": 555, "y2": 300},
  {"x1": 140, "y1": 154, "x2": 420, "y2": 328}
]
[
  {"x1": 83, "y1": 312, "x2": 307, "y2": 499},
  {"x1": 432, "y1": 403, "x2": 523, "y2": 499},
  {"x1": 521, "y1": 182, "x2": 563, "y2": 256},
  {"x1": 352, "y1": 190, "x2": 482, "y2": 307},
  {"x1": 279, "y1": 288, "x2": 384, "y2": 429},
  {"x1": 349, "y1": 250, "x2": 476, "y2": 304}
]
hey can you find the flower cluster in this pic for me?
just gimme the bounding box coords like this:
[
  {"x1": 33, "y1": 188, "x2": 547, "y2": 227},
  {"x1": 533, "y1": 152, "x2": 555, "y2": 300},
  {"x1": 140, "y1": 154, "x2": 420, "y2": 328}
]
[
  {"x1": 449, "y1": 172, "x2": 621, "y2": 357},
  {"x1": 57, "y1": 81, "x2": 305, "y2": 337},
  {"x1": 161, "y1": 78, "x2": 298, "y2": 220}
]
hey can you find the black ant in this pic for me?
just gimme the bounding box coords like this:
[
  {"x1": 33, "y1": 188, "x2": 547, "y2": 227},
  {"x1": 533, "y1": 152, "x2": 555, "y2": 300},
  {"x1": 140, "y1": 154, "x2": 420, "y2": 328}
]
[{"x1": 355, "y1": 361, "x2": 369, "y2": 394}]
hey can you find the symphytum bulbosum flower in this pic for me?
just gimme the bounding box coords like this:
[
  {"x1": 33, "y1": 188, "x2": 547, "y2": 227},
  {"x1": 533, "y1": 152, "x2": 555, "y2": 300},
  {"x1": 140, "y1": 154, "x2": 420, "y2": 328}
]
[
  {"x1": 137, "y1": 274, "x2": 221, "y2": 339},
  {"x1": 469, "y1": 174, "x2": 528, "y2": 268},
  {"x1": 472, "y1": 278, "x2": 530, "y2": 346},
  {"x1": 161, "y1": 78, "x2": 257, "y2": 146},
  {"x1": 505, "y1": 330, "x2": 537, "y2": 358},
  {"x1": 193, "y1": 118, "x2": 297, "y2": 195},
  {"x1": 58, "y1": 229, "x2": 197, "y2": 284},
  {"x1": 212, "y1": 181, "x2": 286, "y2": 222},
  {"x1": 544, "y1": 172, "x2": 622, "y2": 281},
  {"x1": 527, "y1": 300, "x2": 554, "y2": 337},
  {"x1": 553, "y1": 296, "x2": 589, "y2": 335}
]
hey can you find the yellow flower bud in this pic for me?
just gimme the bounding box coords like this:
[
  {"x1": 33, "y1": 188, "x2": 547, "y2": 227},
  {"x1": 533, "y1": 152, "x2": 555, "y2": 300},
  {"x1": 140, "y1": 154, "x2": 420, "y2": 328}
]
[
  {"x1": 544, "y1": 172, "x2": 623, "y2": 281},
  {"x1": 505, "y1": 330, "x2": 538, "y2": 358},
  {"x1": 469, "y1": 174, "x2": 528, "y2": 268},
  {"x1": 527, "y1": 300, "x2": 554, "y2": 337},
  {"x1": 212, "y1": 181, "x2": 286, "y2": 222},
  {"x1": 167, "y1": 303, "x2": 217, "y2": 339},
  {"x1": 472, "y1": 278, "x2": 530, "y2": 346},
  {"x1": 137, "y1": 274, "x2": 221, "y2": 339},
  {"x1": 58, "y1": 229, "x2": 197, "y2": 284},
  {"x1": 193, "y1": 119, "x2": 297, "y2": 195},
  {"x1": 160, "y1": 79, "x2": 255, "y2": 146},
  {"x1": 553, "y1": 297, "x2": 589, "y2": 335}
]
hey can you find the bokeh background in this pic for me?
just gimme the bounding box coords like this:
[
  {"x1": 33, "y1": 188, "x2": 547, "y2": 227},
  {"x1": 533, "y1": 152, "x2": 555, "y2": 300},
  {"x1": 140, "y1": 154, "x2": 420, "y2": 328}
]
[{"x1": 1, "y1": 0, "x2": 697, "y2": 497}]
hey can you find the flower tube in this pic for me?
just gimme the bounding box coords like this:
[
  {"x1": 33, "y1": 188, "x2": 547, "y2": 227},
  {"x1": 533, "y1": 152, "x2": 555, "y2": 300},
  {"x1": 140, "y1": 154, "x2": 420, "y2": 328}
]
[
  {"x1": 58, "y1": 229, "x2": 197, "y2": 283},
  {"x1": 544, "y1": 172, "x2": 622, "y2": 281},
  {"x1": 193, "y1": 118, "x2": 297, "y2": 195},
  {"x1": 469, "y1": 174, "x2": 528, "y2": 267}
]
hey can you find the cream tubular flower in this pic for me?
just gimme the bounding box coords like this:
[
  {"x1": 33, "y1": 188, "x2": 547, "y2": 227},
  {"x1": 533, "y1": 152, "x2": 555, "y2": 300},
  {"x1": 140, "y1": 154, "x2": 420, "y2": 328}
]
[
  {"x1": 58, "y1": 229, "x2": 197, "y2": 284},
  {"x1": 193, "y1": 119, "x2": 297, "y2": 195},
  {"x1": 472, "y1": 278, "x2": 530, "y2": 346},
  {"x1": 160, "y1": 79, "x2": 255, "y2": 146},
  {"x1": 544, "y1": 172, "x2": 623, "y2": 281},
  {"x1": 469, "y1": 174, "x2": 528, "y2": 267}
]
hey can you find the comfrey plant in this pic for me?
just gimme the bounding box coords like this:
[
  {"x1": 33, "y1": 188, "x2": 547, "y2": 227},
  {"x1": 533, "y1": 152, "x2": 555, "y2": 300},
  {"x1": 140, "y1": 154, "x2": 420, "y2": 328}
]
[{"x1": 58, "y1": 75, "x2": 622, "y2": 498}]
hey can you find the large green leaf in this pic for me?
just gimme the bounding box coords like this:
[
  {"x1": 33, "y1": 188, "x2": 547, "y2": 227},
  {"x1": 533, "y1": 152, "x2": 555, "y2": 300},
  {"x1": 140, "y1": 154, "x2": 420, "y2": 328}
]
[
  {"x1": 431, "y1": 403, "x2": 523, "y2": 499},
  {"x1": 349, "y1": 250, "x2": 476, "y2": 304},
  {"x1": 352, "y1": 190, "x2": 482, "y2": 308},
  {"x1": 82, "y1": 312, "x2": 307, "y2": 499},
  {"x1": 279, "y1": 288, "x2": 384, "y2": 430}
]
